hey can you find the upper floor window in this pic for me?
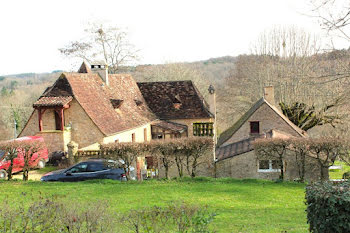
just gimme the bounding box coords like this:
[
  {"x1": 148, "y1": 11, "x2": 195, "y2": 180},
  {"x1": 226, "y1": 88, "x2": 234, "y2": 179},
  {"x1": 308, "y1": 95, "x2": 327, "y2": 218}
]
[
  {"x1": 250, "y1": 121, "x2": 260, "y2": 134},
  {"x1": 193, "y1": 123, "x2": 214, "y2": 136}
]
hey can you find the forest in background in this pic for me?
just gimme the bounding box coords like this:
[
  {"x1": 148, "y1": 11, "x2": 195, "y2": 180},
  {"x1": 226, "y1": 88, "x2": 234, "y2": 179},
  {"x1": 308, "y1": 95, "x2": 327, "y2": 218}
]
[{"x1": 1, "y1": 48, "x2": 350, "y2": 141}]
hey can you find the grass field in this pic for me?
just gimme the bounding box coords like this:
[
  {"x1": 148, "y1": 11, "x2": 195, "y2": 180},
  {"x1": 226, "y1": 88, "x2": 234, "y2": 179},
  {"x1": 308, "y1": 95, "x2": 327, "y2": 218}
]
[
  {"x1": 0, "y1": 178, "x2": 308, "y2": 232},
  {"x1": 329, "y1": 161, "x2": 350, "y2": 179}
]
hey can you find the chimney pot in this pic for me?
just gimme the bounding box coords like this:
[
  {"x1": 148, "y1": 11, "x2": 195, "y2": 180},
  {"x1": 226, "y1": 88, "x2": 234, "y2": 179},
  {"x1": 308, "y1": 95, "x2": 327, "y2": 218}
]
[{"x1": 91, "y1": 62, "x2": 109, "y2": 86}]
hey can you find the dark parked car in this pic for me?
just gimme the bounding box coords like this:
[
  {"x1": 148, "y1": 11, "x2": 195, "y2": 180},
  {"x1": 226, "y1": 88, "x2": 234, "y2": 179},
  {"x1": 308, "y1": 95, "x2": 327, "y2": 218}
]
[{"x1": 40, "y1": 159, "x2": 127, "y2": 182}]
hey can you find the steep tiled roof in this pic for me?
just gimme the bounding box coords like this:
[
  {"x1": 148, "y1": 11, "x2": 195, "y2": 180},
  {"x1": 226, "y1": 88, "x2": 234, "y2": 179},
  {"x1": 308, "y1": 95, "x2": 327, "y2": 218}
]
[
  {"x1": 35, "y1": 72, "x2": 156, "y2": 136},
  {"x1": 33, "y1": 96, "x2": 73, "y2": 107},
  {"x1": 216, "y1": 137, "x2": 255, "y2": 161},
  {"x1": 137, "y1": 81, "x2": 213, "y2": 120},
  {"x1": 217, "y1": 97, "x2": 306, "y2": 147},
  {"x1": 77, "y1": 61, "x2": 91, "y2": 73},
  {"x1": 216, "y1": 129, "x2": 294, "y2": 161}
]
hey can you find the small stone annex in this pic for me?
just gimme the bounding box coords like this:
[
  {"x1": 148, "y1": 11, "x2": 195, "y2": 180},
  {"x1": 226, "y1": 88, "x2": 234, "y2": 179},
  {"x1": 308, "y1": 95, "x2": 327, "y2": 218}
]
[{"x1": 215, "y1": 87, "x2": 328, "y2": 181}]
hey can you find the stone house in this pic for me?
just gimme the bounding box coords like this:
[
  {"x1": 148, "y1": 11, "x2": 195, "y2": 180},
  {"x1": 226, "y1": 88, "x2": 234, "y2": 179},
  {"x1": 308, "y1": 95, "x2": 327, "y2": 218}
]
[
  {"x1": 19, "y1": 62, "x2": 214, "y2": 177},
  {"x1": 138, "y1": 81, "x2": 215, "y2": 177},
  {"x1": 215, "y1": 87, "x2": 327, "y2": 181}
]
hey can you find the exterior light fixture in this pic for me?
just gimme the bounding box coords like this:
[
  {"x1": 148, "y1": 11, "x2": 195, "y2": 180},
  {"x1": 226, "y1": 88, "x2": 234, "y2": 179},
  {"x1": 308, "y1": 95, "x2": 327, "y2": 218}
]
[{"x1": 208, "y1": 84, "x2": 215, "y2": 94}]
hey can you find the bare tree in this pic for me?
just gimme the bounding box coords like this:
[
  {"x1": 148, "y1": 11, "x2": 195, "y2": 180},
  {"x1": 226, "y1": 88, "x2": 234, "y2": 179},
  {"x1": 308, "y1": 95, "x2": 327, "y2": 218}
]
[
  {"x1": 100, "y1": 142, "x2": 140, "y2": 180},
  {"x1": 19, "y1": 140, "x2": 45, "y2": 181},
  {"x1": 287, "y1": 138, "x2": 309, "y2": 182},
  {"x1": 310, "y1": 0, "x2": 350, "y2": 42},
  {"x1": 253, "y1": 138, "x2": 290, "y2": 180},
  {"x1": 59, "y1": 22, "x2": 139, "y2": 73},
  {"x1": 308, "y1": 137, "x2": 348, "y2": 181},
  {"x1": 0, "y1": 140, "x2": 21, "y2": 180}
]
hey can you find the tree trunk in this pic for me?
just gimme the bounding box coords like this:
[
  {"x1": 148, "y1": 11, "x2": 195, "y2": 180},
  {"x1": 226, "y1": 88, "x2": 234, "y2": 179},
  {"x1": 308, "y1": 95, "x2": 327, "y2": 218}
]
[
  {"x1": 23, "y1": 158, "x2": 29, "y2": 181},
  {"x1": 123, "y1": 165, "x2": 130, "y2": 181},
  {"x1": 175, "y1": 157, "x2": 183, "y2": 178},
  {"x1": 23, "y1": 169, "x2": 29, "y2": 181},
  {"x1": 191, "y1": 158, "x2": 198, "y2": 178},
  {"x1": 320, "y1": 165, "x2": 326, "y2": 181},
  {"x1": 279, "y1": 157, "x2": 284, "y2": 181},
  {"x1": 7, "y1": 159, "x2": 14, "y2": 181},
  {"x1": 301, "y1": 154, "x2": 305, "y2": 182},
  {"x1": 165, "y1": 165, "x2": 169, "y2": 180}
]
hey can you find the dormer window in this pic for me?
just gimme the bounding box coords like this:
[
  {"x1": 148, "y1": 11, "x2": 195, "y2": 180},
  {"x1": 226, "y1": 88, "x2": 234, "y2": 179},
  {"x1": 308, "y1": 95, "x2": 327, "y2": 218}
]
[
  {"x1": 135, "y1": 100, "x2": 143, "y2": 106},
  {"x1": 110, "y1": 99, "x2": 123, "y2": 109},
  {"x1": 173, "y1": 103, "x2": 182, "y2": 110},
  {"x1": 250, "y1": 121, "x2": 260, "y2": 134}
]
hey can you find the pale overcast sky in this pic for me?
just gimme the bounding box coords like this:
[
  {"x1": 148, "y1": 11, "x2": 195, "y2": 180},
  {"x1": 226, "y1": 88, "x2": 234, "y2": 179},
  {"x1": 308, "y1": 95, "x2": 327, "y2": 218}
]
[{"x1": 0, "y1": 0, "x2": 345, "y2": 75}]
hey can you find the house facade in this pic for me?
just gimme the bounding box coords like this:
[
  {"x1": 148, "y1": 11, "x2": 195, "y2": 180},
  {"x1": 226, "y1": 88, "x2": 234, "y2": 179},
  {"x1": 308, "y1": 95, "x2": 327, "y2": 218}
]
[
  {"x1": 20, "y1": 62, "x2": 156, "y2": 152},
  {"x1": 20, "y1": 62, "x2": 214, "y2": 152},
  {"x1": 19, "y1": 62, "x2": 215, "y2": 178},
  {"x1": 215, "y1": 87, "x2": 327, "y2": 181}
]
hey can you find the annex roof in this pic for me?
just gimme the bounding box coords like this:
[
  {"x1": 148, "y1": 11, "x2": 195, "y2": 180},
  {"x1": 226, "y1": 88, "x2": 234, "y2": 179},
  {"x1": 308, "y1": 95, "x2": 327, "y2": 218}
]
[
  {"x1": 216, "y1": 129, "x2": 297, "y2": 162},
  {"x1": 151, "y1": 120, "x2": 188, "y2": 133},
  {"x1": 217, "y1": 97, "x2": 306, "y2": 147},
  {"x1": 33, "y1": 96, "x2": 73, "y2": 108},
  {"x1": 137, "y1": 81, "x2": 213, "y2": 120}
]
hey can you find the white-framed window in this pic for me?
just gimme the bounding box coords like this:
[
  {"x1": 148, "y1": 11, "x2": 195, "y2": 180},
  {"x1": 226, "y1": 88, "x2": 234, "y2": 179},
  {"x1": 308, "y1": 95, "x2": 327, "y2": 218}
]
[{"x1": 258, "y1": 160, "x2": 281, "y2": 172}]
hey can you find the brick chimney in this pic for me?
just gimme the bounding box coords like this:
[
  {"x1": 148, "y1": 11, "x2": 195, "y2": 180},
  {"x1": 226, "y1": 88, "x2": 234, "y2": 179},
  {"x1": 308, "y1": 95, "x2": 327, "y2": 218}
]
[
  {"x1": 91, "y1": 62, "x2": 109, "y2": 86},
  {"x1": 264, "y1": 86, "x2": 275, "y2": 106}
]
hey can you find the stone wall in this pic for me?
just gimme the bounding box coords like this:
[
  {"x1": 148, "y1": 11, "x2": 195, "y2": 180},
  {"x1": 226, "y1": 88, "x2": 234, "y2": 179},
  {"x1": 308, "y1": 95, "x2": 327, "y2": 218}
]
[
  {"x1": 216, "y1": 150, "x2": 328, "y2": 182},
  {"x1": 64, "y1": 100, "x2": 105, "y2": 148},
  {"x1": 35, "y1": 131, "x2": 65, "y2": 153},
  {"x1": 221, "y1": 103, "x2": 301, "y2": 147},
  {"x1": 20, "y1": 110, "x2": 38, "y2": 137}
]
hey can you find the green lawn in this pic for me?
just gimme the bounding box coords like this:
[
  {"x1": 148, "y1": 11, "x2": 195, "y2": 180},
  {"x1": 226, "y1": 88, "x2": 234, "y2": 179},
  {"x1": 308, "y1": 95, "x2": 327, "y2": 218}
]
[
  {"x1": 0, "y1": 178, "x2": 308, "y2": 232},
  {"x1": 329, "y1": 161, "x2": 350, "y2": 179}
]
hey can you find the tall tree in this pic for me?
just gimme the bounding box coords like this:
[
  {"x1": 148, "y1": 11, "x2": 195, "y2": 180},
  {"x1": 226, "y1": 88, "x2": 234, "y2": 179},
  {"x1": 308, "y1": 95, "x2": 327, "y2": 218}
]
[
  {"x1": 279, "y1": 100, "x2": 342, "y2": 131},
  {"x1": 310, "y1": 0, "x2": 350, "y2": 42},
  {"x1": 59, "y1": 22, "x2": 139, "y2": 73}
]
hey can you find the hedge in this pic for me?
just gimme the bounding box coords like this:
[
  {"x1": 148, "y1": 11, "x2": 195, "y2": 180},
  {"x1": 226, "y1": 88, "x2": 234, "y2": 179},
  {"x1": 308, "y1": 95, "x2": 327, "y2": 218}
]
[{"x1": 305, "y1": 181, "x2": 350, "y2": 233}]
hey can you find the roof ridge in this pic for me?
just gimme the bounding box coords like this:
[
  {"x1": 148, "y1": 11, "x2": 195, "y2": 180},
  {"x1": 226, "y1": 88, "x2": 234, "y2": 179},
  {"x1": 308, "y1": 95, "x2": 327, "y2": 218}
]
[
  {"x1": 217, "y1": 98, "x2": 265, "y2": 146},
  {"x1": 137, "y1": 80, "x2": 193, "y2": 84}
]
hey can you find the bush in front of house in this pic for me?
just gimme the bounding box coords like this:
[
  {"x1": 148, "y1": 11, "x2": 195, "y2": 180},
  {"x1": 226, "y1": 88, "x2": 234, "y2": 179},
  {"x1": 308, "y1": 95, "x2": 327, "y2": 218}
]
[
  {"x1": 121, "y1": 201, "x2": 215, "y2": 233},
  {"x1": 305, "y1": 181, "x2": 350, "y2": 233},
  {"x1": 100, "y1": 137, "x2": 214, "y2": 180},
  {"x1": 0, "y1": 194, "x2": 215, "y2": 233}
]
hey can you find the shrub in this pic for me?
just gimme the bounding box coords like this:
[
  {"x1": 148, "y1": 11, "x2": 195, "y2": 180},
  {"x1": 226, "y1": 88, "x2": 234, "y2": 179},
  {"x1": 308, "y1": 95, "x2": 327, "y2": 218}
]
[
  {"x1": 305, "y1": 181, "x2": 350, "y2": 233},
  {"x1": 120, "y1": 201, "x2": 216, "y2": 233},
  {"x1": 0, "y1": 195, "x2": 215, "y2": 232}
]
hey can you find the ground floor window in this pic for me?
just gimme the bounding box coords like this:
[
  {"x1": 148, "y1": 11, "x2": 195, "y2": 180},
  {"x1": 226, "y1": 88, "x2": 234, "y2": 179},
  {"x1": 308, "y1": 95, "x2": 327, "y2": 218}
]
[
  {"x1": 193, "y1": 122, "x2": 214, "y2": 136},
  {"x1": 258, "y1": 160, "x2": 281, "y2": 172}
]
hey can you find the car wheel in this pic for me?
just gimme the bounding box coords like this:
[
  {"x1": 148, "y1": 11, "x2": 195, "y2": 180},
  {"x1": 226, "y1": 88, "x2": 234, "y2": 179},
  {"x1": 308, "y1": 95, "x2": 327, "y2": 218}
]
[
  {"x1": 37, "y1": 160, "x2": 46, "y2": 169},
  {"x1": 0, "y1": 170, "x2": 7, "y2": 179}
]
